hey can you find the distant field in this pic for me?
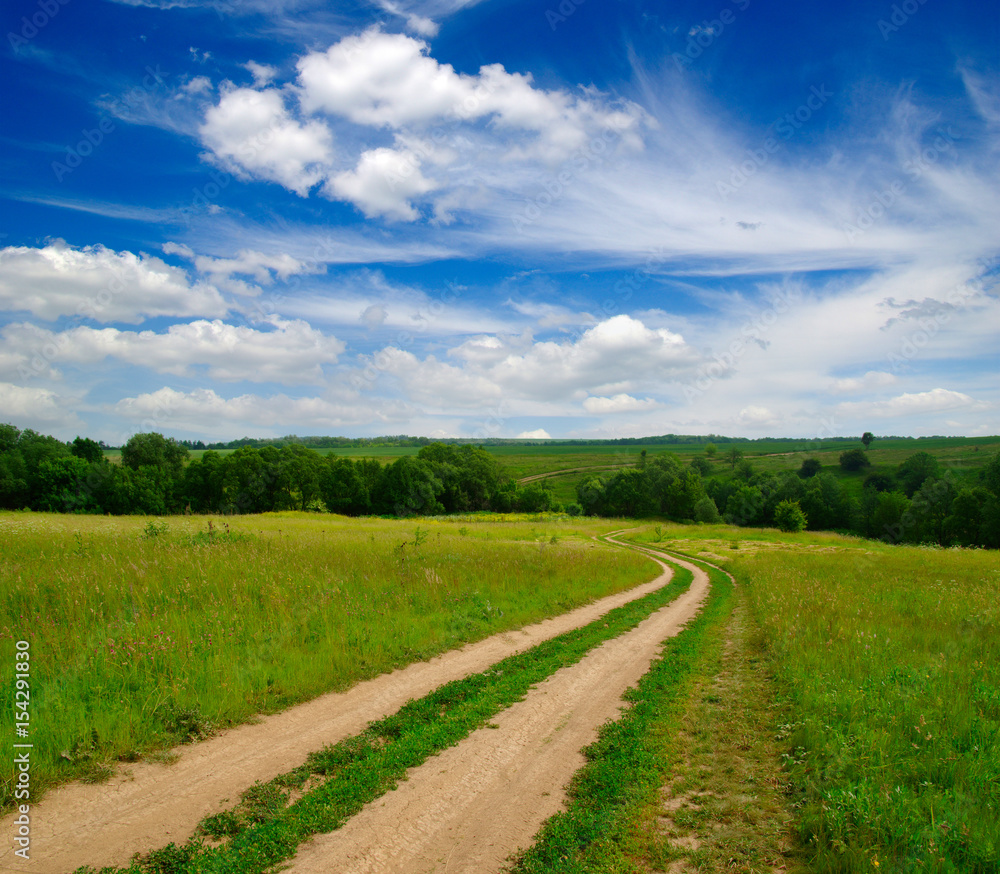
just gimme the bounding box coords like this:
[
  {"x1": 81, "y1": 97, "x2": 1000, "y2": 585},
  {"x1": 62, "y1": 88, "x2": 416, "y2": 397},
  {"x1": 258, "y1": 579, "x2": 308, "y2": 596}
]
[
  {"x1": 496, "y1": 436, "x2": 1000, "y2": 503},
  {"x1": 100, "y1": 436, "x2": 1000, "y2": 508}
]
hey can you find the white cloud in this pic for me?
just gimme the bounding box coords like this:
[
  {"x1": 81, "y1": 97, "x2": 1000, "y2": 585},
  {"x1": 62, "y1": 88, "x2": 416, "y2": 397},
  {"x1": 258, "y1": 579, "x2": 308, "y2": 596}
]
[
  {"x1": 836, "y1": 388, "x2": 981, "y2": 419},
  {"x1": 0, "y1": 382, "x2": 81, "y2": 429},
  {"x1": 200, "y1": 86, "x2": 335, "y2": 196},
  {"x1": 828, "y1": 370, "x2": 898, "y2": 394},
  {"x1": 13, "y1": 319, "x2": 344, "y2": 385},
  {"x1": 0, "y1": 241, "x2": 228, "y2": 323},
  {"x1": 113, "y1": 386, "x2": 405, "y2": 434},
  {"x1": 327, "y1": 146, "x2": 438, "y2": 220},
  {"x1": 582, "y1": 394, "x2": 659, "y2": 414},
  {"x1": 356, "y1": 314, "x2": 699, "y2": 410},
  {"x1": 296, "y1": 29, "x2": 644, "y2": 160},
  {"x1": 244, "y1": 61, "x2": 278, "y2": 87},
  {"x1": 516, "y1": 428, "x2": 551, "y2": 439},
  {"x1": 735, "y1": 405, "x2": 780, "y2": 428},
  {"x1": 377, "y1": 0, "x2": 439, "y2": 36},
  {"x1": 183, "y1": 75, "x2": 213, "y2": 95}
]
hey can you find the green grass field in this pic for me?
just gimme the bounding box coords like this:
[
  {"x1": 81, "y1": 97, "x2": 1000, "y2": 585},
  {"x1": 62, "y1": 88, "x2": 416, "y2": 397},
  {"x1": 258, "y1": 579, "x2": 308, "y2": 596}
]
[
  {"x1": 626, "y1": 525, "x2": 1000, "y2": 872},
  {"x1": 0, "y1": 511, "x2": 655, "y2": 809},
  {"x1": 3, "y1": 501, "x2": 998, "y2": 872}
]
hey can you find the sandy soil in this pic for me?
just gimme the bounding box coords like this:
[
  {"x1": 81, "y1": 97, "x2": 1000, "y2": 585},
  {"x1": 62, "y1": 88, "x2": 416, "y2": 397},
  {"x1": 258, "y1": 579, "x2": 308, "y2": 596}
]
[
  {"x1": 286, "y1": 541, "x2": 709, "y2": 874},
  {"x1": 0, "y1": 545, "x2": 677, "y2": 874}
]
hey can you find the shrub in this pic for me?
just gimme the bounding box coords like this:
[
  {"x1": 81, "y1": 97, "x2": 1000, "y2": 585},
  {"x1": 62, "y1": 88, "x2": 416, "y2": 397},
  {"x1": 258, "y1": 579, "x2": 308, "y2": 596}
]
[
  {"x1": 798, "y1": 458, "x2": 821, "y2": 478},
  {"x1": 694, "y1": 495, "x2": 721, "y2": 523},
  {"x1": 774, "y1": 499, "x2": 807, "y2": 532},
  {"x1": 839, "y1": 449, "x2": 871, "y2": 472}
]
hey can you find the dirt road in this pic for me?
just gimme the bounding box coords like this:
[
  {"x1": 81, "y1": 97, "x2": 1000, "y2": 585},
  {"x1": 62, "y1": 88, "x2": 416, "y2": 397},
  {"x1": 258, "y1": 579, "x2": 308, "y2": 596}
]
[
  {"x1": 0, "y1": 541, "x2": 696, "y2": 874},
  {"x1": 287, "y1": 539, "x2": 709, "y2": 874}
]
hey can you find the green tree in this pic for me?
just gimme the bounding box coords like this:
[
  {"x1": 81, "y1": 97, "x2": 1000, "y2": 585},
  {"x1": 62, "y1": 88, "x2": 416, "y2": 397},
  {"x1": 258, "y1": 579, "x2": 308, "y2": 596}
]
[
  {"x1": 862, "y1": 471, "x2": 894, "y2": 492},
  {"x1": 862, "y1": 431, "x2": 875, "y2": 449},
  {"x1": 576, "y1": 476, "x2": 606, "y2": 516},
  {"x1": 944, "y1": 487, "x2": 992, "y2": 547},
  {"x1": 0, "y1": 423, "x2": 20, "y2": 453},
  {"x1": 774, "y1": 499, "x2": 807, "y2": 533},
  {"x1": 875, "y1": 491, "x2": 911, "y2": 543},
  {"x1": 980, "y1": 450, "x2": 1000, "y2": 496},
  {"x1": 704, "y1": 443, "x2": 718, "y2": 458},
  {"x1": 281, "y1": 444, "x2": 324, "y2": 510},
  {"x1": 727, "y1": 446, "x2": 744, "y2": 469},
  {"x1": 70, "y1": 436, "x2": 105, "y2": 464},
  {"x1": 320, "y1": 456, "x2": 371, "y2": 515},
  {"x1": 0, "y1": 450, "x2": 28, "y2": 509},
  {"x1": 600, "y1": 469, "x2": 657, "y2": 517},
  {"x1": 694, "y1": 495, "x2": 721, "y2": 523},
  {"x1": 514, "y1": 483, "x2": 553, "y2": 513},
  {"x1": 181, "y1": 451, "x2": 226, "y2": 513},
  {"x1": 798, "y1": 458, "x2": 821, "y2": 478},
  {"x1": 839, "y1": 448, "x2": 871, "y2": 472},
  {"x1": 801, "y1": 473, "x2": 849, "y2": 530},
  {"x1": 372, "y1": 456, "x2": 444, "y2": 516},
  {"x1": 904, "y1": 477, "x2": 955, "y2": 545},
  {"x1": 724, "y1": 484, "x2": 764, "y2": 526},
  {"x1": 896, "y1": 451, "x2": 941, "y2": 497},
  {"x1": 689, "y1": 456, "x2": 711, "y2": 476},
  {"x1": 121, "y1": 432, "x2": 188, "y2": 478}
]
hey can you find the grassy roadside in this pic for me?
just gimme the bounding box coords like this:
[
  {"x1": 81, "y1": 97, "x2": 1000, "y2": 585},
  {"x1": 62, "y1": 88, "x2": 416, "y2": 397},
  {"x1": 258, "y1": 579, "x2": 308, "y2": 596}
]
[
  {"x1": 78, "y1": 561, "x2": 693, "y2": 874},
  {"x1": 0, "y1": 512, "x2": 655, "y2": 809},
  {"x1": 629, "y1": 524, "x2": 1000, "y2": 872}
]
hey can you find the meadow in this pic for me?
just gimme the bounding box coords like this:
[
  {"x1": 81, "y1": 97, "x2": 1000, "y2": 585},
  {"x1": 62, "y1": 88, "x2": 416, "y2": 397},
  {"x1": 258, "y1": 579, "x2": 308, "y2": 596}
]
[
  {"x1": 626, "y1": 525, "x2": 1000, "y2": 872},
  {"x1": 0, "y1": 511, "x2": 655, "y2": 808},
  {"x1": 3, "y1": 501, "x2": 998, "y2": 873}
]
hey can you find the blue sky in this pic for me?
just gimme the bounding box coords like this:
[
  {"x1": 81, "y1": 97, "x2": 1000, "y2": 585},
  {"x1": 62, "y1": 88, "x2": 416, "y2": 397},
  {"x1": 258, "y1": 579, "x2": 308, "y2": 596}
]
[{"x1": 1, "y1": 0, "x2": 998, "y2": 443}]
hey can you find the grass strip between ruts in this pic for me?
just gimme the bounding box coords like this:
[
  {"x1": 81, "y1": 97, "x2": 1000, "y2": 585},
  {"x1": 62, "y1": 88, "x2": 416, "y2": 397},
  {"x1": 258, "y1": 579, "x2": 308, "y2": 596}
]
[
  {"x1": 78, "y1": 557, "x2": 693, "y2": 874},
  {"x1": 506, "y1": 554, "x2": 733, "y2": 873}
]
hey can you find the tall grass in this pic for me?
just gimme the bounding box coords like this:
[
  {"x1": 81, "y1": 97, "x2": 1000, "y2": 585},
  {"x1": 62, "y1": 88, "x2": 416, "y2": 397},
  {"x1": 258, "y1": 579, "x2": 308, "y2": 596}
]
[
  {"x1": 0, "y1": 512, "x2": 654, "y2": 809},
  {"x1": 738, "y1": 545, "x2": 1000, "y2": 872},
  {"x1": 630, "y1": 524, "x2": 1000, "y2": 871}
]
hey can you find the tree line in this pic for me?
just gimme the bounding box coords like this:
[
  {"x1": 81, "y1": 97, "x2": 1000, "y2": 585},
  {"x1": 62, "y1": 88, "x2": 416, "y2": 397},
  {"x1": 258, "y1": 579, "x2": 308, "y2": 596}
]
[
  {"x1": 0, "y1": 426, "x2": 560, "y2": 517},
  {"x1": 575, "y1": 448, "x2": 1000, "y2": 548},
  {"x1": 2, "y1": 423, "x2": 997, "y2": 548}
]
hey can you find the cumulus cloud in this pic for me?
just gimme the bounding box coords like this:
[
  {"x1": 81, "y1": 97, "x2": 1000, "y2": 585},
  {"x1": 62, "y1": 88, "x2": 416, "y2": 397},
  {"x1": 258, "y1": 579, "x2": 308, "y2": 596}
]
[
  {"x1": 735, "y1": 405, "x2": 780, "y2": 428},
  {"x1": 200, "y1": 86, "x2": 334, "y2": 195},
  {"x1": 516, "y1": 428, "x2": 551, "y2": 439},
  {"x1": 582, "y1": 394, "x2": 659, "y2": 414},
  {"x1": 12, "y1": 319, "x2": 343, "y2": 385},
  {"x1": 836, "y1": 388, "x2": 981, "y2": 418},
  {"x1": 298, "y1": 30, "x2": 642, "y2": 152},
  {"x1": 0, "y1": 382, "x2": 81, "y2": 428},
  {"x1": 355, "y1": 314, "x2": 699, "y2": 410},
  {"x1": 327, "y1": 146, "x2": 438, "y2": 220},
  {"x1": 828, "y1": 370, "x2": 898, "y2": 394},
  {"x1": 0, "y1": 241, "x2": 228, "y2": 323},
  {"x1": 113, "y1": 386, "x2": 404, "y2": 433}
]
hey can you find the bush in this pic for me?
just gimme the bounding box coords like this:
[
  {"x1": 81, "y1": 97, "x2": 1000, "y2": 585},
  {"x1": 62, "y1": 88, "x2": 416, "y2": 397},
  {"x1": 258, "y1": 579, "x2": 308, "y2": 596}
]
[
  {"x1": 839, "y1": 449, "x2": 871, "y2": 472},
  {"x1": 798, "y1": 458, "x2": 821, "y2": 478},
  {"x1": 863, "y1": 471, "x2": 894, "y2": 492},
  {"x1": 774, "y1": 499, "x2": 807, "y2": 532},
  {"x1": 694, "y1": 495, "x2": 721, "y2": 523}
]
